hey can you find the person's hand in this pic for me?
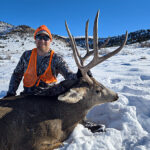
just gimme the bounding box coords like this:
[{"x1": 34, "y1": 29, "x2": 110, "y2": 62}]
[{"x1": 3, "y1": 93, "x2": 15, "y2": 98}]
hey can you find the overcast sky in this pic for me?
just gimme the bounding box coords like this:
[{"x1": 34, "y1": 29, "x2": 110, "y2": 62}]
[{"x1": 0, "y1": 0, "x2": 149, "y2": 37}]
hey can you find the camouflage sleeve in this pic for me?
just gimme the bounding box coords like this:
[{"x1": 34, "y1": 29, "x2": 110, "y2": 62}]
[
  {"x1": 51, "y1": 53, "x2": 77, "y2": 80},
  {"x1": 7, "y1": 52, "x2": 25, "y2": 95}
]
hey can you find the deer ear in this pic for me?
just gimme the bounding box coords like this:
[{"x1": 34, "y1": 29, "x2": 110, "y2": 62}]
[{"x1": 58, "y1": 87, "x2": 87, "y2": 103}]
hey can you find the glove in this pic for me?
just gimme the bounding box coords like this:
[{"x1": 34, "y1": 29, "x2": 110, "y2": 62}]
[
  {"x1": 76, "y1": 69, "x2": 93, "y2": 78},
  {"x1": 3, "y1": 92, "x2": 15, "y2": 98}
]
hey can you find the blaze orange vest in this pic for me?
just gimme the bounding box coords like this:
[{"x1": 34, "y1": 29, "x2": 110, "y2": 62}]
[{"x1": 23, "y1": 48, "x2": 57, "y2": 87}]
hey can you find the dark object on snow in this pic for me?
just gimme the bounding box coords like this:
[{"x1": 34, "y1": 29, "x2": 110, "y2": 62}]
[
  {"x1": 82, "y1": 121, "x2": 106, "y2": 133},
  {"x1": 76, "y1": 69, "x2": 93, "y2": 78},
  {"x1": 3, "y1": 92, "x2": 15, "y2": 98}
]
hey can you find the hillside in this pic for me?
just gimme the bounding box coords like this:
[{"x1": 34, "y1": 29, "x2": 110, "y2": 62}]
[
  {"x1": 73, "y1": 29, "x2": 150, "y2": 48},
  {"x1": 0, "y1": 21, "x2": 150, "y2": 49},
  {"x1": 0, "y1": 22, "x2": 70, "y2": 54},
  {"x1": 0, "y1": 21, "x2": 15, "y2": 35}
]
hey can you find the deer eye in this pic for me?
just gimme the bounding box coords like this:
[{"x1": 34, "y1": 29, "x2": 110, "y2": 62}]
[{"x1": 96, "y1": 90, "x2": 100, "y2": 93}]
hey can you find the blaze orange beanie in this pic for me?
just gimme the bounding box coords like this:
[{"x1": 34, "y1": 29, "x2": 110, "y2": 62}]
[{"x1": 34, "y1": 25, "x2": 52, "y2": 41}]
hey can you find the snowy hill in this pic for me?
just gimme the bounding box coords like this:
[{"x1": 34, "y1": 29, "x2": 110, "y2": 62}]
[
  {"x1": 0, "y1": 21, "x2": 150, "y2": 48},
  {"x1": 0, "y1": 21, "x2": 15, "y2": 35},
  {"x1": 0, "y1": 22, "x2": 150, "y2": 150},
  {"x1": 73, "y1": 29, "x2": 150, "y2": 48}
]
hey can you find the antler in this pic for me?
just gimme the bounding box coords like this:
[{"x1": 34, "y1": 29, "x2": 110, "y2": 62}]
[{"x1": 65, "y1": 10, "x2": 128, "y2": 84}]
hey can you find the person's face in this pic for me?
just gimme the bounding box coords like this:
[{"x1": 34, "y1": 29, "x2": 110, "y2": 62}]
[{"x1": 35, "y1": 34, "x2": 51, "y2": 54}]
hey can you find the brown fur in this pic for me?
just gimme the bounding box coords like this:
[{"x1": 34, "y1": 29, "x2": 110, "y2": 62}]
[{"x1": 0, "y1": 78, "x2": 118, "y2": 150}]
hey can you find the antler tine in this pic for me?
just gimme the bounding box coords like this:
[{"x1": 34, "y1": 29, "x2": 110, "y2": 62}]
[
  {"x1": 85, "y1": 19, "x2": 90, "y2": 53},
  {"x1": 80, "y1": 11, "x2": 100, "y2": 65},
  {"x1": 82, "y1": 31, "x2": 128, "y2": 70},
  {"x1": 75, "y1": 19, "x2": 90, "y2": 66},
  {"x1": 76, "y1": 10, "x2": 101, "y2": 72},
  {"x1": 82, "y1": 37, "x2": 110, "y2": 62},
  {"x1": 72, "y1": 37, "x2": 84, "y2": 65},
  {"x1": 76, "y1": 19, "x2": 91, "y2": 65},
  {"x1": 93, "y1": 10, "x2": 100, "y2": 58},
  {"x1": 67, "y1": 19, "x2": 92, "y2": 66},
  {"x1": 80, "y1": 10, "x2": 128, "y2": 71},
  {"x1": 65, "y1": 21, "x2": 94, "y2": 85},
  {"x1": 94, "y1": 31, "x2": 128, "y2": 65},
  {"x1": 65, "y1": 11, "x2": 128, "y2": 85},
  {"x1": 99, "y1": 37, "x2": 110, "y2": 49},
  {"x1": 66, "y1": 16, "x2": 102, "y2": 67},
  {"x1": 65, "y1": 21, "x2": 82, "y2": 69}
]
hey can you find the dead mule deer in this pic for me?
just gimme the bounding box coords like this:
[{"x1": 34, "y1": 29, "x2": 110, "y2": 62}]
[{"x1": 0, "y1": 10, "x2": 128, "y2": 150}]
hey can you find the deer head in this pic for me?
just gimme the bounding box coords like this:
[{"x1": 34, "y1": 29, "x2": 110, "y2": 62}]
[{"x1": 60, "y1": 10, "x2": 128, "y2": 105}]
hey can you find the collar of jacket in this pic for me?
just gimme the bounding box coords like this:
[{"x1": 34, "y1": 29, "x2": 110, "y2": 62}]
[{"x1": 37, "y1": 49, "x2": 53, "y2": 57}]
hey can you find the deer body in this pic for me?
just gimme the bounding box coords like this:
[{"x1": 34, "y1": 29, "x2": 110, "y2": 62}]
[{"x1": 0, "y1": 78, "x2": 118, "y2": 150}]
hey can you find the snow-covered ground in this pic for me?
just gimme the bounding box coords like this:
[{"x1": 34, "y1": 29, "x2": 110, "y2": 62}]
[{"x1": 0, "y1": 35, "x2": 150, "y2": 150}]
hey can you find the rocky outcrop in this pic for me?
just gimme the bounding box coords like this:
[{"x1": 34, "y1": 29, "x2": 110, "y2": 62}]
[{"x1": 7, "y1": 25, "x2": 35, "y2": 36}]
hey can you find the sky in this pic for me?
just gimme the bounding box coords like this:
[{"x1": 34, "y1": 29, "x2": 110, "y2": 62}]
[{"x1": 0, "y1": 0, "x2": 149, "y2": 37}]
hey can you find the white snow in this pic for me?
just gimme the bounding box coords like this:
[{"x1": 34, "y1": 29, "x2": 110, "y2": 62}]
[
  {"x1": 0, "y1": 22, "x2": 15, "y2": 35},
  {"x1": 0, "y1": 35, "x2": 150, "y2": 150}
]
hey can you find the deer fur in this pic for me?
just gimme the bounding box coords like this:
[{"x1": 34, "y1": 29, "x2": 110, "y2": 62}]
[{"x1": 0, "y1": 78, "x2": 118, "y2": 150}]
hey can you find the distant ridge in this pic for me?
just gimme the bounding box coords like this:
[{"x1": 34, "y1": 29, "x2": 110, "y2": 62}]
[
  {"x1": 6, "y1": 25, "x2": 35, "y2": 37},
  {"x1": 73, "y1": 29, "x2": 150, "y2": 48},
  {"x1": 0, "y1": 21, "x2": 149, "y2": 47}
]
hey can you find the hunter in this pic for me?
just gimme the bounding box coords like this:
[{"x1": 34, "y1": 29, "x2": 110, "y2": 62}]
[{"x1": 5, "y1": 25, "x2": 91, "y2": 97}]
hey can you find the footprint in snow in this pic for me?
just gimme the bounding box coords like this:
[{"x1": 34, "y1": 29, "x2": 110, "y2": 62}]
[
  {"x1": 111, "y1": 79, "x2": 121, "y2": 84},
  {"x1": 140, "y1": 75, "x2": 150, "y2": 81}
]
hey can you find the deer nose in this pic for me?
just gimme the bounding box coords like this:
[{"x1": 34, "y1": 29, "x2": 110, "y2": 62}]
[{"x1": 115, "y1": 94, "x2": 119, "y2": 101}]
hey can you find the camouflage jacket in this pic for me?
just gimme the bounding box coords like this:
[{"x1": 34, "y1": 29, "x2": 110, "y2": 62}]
[{"x1": 7, "y1": 49, "x2": 77, "y2": 95}]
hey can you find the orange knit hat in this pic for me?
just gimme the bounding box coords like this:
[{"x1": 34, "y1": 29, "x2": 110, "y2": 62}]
[{"x1": 34, "y1": 25, "x2": 52, "y2": 41}]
